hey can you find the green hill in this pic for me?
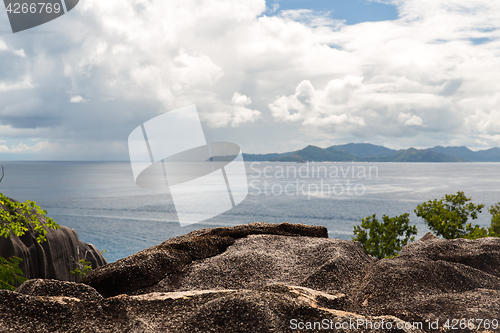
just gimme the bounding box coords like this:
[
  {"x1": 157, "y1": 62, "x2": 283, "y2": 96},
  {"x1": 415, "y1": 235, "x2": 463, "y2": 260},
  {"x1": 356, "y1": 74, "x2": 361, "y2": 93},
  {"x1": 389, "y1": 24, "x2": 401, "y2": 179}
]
[
  {"x1": 328, "y1": 143, "x2": 397, "y2": 158},
  {"x1": 272, "y1": 145, "x2": 358, "y2": 162},
  {"x1": 239, "y1": 143, "x2": 500, "y2": 162},
  {"x1": 368, "y1": 148, "x2": 465, "y2": 162}
]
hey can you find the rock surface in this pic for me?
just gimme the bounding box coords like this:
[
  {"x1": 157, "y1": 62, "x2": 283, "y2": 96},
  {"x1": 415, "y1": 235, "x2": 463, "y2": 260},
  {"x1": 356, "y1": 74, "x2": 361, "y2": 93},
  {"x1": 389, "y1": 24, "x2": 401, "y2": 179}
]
[
  {"x1": 0, "y1": 282, "x2": 423, "y2": 333},
  {"x1": 0, "y1": 222, "x2": 499, "y2": 332},
  {"x1": 81, "y1": 222, "x2": 328, "y2": 297},
  {"x1": 0, "y1": 222, "x2": 107, "y2": 282}
]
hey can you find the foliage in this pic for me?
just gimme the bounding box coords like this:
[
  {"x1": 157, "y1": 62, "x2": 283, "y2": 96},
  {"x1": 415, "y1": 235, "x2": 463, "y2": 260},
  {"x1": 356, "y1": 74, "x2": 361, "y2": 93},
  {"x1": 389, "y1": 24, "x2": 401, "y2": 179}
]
[
  {"x1": 414, "y1": 191, "x2": 485, "y2": 239},
  {"x1": 69, "y1": 249, "x2": 107, "y2": 279},
  {"x1": 0, "y1": 190, "x2": 59, "y2": 290},
  {"x1": 0, "y1": 192, "x2": 59, "y2": 243},
  {"x1": 488, "y1": 203, "x2": 500, "y2": 237},
  {"x1": 352, "y1": 213, "x2": 418, "y2": 259},
  {"x1": 0, "y1": 256, "x2": 27, "y2": 291},
  {"x1": 70, "y1": 259, "x2": 93, "y2": 279}
]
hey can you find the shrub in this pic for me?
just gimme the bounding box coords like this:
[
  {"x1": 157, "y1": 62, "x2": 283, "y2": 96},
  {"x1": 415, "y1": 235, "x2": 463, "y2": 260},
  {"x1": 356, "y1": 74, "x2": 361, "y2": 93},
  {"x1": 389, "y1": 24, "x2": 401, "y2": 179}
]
[
  {"x1": 414, "y1": 191, "x2": 485, "y2": 239},
  {"x1": 70, "y1": 259, "x2": 93, "y2": 279},
  {"x1": 352, "y1": 213, "x2": 418, "y2": 259},
  {"x1": 0, "y1": 192, "x2": 59, "y2": 290},
  {"x1": 488, "y1": 203, "x2": 500, "y2": 237},
  {"x1": 0, "y1": 192, "x2": 59, "y2": 243},
  {"x1": 0, "y1": 256, "x2": 26, "y2": 291}
]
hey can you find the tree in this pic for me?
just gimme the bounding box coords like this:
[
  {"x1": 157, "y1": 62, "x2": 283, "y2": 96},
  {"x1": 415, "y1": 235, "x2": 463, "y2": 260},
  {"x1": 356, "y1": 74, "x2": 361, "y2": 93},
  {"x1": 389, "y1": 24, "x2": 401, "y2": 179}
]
[
  {"x1": 352, "y1": 213, "x2": 418, "y2": 259},
  {"x1": 0, "y1": 167, "x2": 60, "y2": 290},
  {"x1": 414, "y1": 191, "x2": 485, "y2": 239},
  {"x1": 488, "y1": 203, "x2": 500, "y2": 237}
]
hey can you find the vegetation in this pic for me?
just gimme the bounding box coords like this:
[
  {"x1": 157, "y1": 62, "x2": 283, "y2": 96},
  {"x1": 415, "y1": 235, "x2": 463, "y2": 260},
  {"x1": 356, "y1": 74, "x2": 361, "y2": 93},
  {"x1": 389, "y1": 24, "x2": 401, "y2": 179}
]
[
  {"x1": 0, "y1": 192, "x2": 59, "y2": 243},
  {"x1": 488, "y1": 203, "x2": 500, "y2": 237},
  {"x1": 354, "y1": 191, "x2": 500, "y2": 259},
  {"x1": 414, "y1": 191, "x2": 485, "y2": 239},
  {"x1": 70, "y1": 259, "x2": 93, "y2": 279},
  {"x1": 0, "y1": 256, "x2": 26, "y2": 290},
  {"x1": 0, "y1": 166, "x2": 60, "y2": 290},
  {"x1": 352, "y1": 213, "x2": 417, "y2": 259}
]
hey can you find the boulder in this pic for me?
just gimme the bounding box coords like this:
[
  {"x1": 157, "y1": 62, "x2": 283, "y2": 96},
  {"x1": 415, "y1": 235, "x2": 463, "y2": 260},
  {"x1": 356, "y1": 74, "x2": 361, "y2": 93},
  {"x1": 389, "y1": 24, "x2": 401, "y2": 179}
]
[
  {"x1": 353, "y1": 236, "x2": 500, "y2": 327},
  {"x1": 0, "y1": 196, "x2": 107, "y2": 282},
  {"x1": 0, "y1": 224, "x2": 107, "y2": 282},
  {"x1": 133, "y1": 234, "x2": 375, "y2": 299},
  {"x1": 16, "y1": 278, "x2": 103, "y2": 302},
  {"x1": 0, "y1": 280, "x2": 424, "y2": 332},
  {"x1": 81, "y1": 222, "x2": 328, "y2": 297},
  {"x1": 0, "y1": 223, "x2": 499, "y2": 332}
]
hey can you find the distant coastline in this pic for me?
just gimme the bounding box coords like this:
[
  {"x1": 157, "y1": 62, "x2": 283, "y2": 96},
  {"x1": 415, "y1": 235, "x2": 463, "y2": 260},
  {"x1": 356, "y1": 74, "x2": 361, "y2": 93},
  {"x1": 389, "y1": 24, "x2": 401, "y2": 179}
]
[{"x1": 241, "y1": 143, "x2": 500, "y2": 162}]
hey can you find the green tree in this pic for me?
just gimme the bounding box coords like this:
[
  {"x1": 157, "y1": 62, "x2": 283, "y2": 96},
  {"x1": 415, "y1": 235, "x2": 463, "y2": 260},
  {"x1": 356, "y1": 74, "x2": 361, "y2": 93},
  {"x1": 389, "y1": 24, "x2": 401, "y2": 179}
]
[
  {"x1": 352, "y1": 213, "x2": 418, "y2": 259},
  {"x1": 0, "y1": 256, "x2": 26, "y2": 290},
  {"x1": 0, "y1": 192, "x2": 59, "y2": 243},
  {"x1": 0, "y1": 191, "x2": 59, "y2": 290},
  {"x1": 488, "y1": 203, "x2": 500, "y2": 237},
  {"x1": 414, "y1": 191, "x2": 485, "y2": 239}
]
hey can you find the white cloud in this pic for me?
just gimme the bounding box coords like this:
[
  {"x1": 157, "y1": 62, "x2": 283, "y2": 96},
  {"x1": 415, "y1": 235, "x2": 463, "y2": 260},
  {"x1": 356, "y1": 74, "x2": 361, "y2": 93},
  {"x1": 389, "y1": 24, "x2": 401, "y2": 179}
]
[
  {"x1": 69, "y1": 96, "x2": 89, "y2": 103},
  {"x1": 2, "y1": 0, "x2": 500, "y2": 157},
  {"x1": 231, "y1": 92, "x2": 261, "y2": 127},
  {"x1": 0, "y1": 76, "x2": 33, "y2": 92},
  {"x1": 398, "y1": 112, "x2": 423, "y2": 126},
  {"x1": 203, "y1": 92, "x2": 261, "y2": 128},
  {"x1": 269, "y1": 77, "x2": 366, "y2": 128}
]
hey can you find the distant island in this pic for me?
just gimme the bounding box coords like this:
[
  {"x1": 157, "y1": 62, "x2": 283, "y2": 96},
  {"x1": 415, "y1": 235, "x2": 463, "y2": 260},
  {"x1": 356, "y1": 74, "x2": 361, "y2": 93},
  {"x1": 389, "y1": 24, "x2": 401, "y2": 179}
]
[{"x1": 240, "y1": 143, "x2": 500, "y2": 162}]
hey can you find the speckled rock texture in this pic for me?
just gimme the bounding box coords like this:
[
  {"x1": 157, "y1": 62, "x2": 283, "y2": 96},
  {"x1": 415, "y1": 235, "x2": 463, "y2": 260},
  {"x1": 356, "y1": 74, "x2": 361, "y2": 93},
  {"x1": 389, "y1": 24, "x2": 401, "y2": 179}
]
[
  {"x1": 0, "y1": 222, "x2": 499, "y2": 332},
  {"x1": 81, "y1": 222, "x2": 329, "y2": 298}
]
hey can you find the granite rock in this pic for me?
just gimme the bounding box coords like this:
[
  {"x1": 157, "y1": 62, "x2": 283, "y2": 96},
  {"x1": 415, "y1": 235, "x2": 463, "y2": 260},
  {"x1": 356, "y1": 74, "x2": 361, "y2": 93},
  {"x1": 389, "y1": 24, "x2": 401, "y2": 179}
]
[
  {"x1": 0, "y1": 220, "x2": 107, "y2": 282},
  {"x1": 0, "y1": 223, "x2": 499, "y2": 332}
]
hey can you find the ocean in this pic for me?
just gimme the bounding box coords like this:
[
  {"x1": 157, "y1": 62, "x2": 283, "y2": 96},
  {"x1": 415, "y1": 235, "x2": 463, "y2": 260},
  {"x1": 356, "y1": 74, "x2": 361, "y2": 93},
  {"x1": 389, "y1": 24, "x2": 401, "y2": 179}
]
[{"x1": 1, "y1": 161, "x2": 499, "y2": 263}]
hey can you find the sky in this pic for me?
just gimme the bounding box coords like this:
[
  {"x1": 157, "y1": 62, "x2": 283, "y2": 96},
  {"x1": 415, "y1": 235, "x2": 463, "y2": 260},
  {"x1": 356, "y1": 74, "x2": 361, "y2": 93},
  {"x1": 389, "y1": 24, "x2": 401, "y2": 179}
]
[{"x1": 0, "y1": 0, "x2": 500, "y2": 160}]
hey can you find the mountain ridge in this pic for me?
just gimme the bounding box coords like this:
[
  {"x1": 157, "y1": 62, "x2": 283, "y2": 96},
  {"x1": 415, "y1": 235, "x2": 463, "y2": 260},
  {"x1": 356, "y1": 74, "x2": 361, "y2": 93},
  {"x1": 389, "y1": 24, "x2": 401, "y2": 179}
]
[{"x1": 242, "y1": 143, "x2": 498, "y2": 162}]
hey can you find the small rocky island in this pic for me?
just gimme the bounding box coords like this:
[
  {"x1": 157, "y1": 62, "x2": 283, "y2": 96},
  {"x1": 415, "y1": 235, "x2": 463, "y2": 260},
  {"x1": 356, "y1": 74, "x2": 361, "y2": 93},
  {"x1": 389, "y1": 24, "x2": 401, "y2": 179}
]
[{"x1": 0, "y1": 222, "x2": 499, "y2": 332}]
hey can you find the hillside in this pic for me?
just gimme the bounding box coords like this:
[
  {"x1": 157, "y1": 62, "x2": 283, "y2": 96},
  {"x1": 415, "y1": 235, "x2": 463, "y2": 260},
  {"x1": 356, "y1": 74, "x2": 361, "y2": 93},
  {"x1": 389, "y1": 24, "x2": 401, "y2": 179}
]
[
  {"x1": 368, "y1": 148, "x2": 465, "y2": 162},
  {"x1": 328, "y1": 143, "x2": 397, "y2": 158},
  {"x1": 240, "y1": 143, "x2": 500, "y2": 162},
  {"x1": 271, "y1": 145, "x2": 358, "y2": 162}
]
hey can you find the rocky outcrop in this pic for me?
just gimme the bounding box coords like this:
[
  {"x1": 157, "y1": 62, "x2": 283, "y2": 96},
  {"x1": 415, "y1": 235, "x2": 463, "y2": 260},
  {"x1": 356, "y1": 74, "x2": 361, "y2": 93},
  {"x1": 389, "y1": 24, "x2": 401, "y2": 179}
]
[
  {"x1": 0, "y1": 198, "x2": 107, "y2": 281},
  {"x1": 353, "y1": 234, "x2": 500, "y2": 324},
  {"x1": 0, "y1": 222, "x2": 499, "y2": 332},
  {"x1": 0, "y1": 280, "x2": 423, "y2": 333},
  {"x1": 81, "y1": 222, "x2": 328, "y2": 297}
]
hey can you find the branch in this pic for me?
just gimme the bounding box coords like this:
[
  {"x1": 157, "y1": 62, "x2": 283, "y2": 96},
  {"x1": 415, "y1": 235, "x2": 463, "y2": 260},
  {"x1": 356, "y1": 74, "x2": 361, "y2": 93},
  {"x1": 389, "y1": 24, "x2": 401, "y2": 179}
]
[{"x1": 0, "y1": 166, "x2": 3, "y2": 183}]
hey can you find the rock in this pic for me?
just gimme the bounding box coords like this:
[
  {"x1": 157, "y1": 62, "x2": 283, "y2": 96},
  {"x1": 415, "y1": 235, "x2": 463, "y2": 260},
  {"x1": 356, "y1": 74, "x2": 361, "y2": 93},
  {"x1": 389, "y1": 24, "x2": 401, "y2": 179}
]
[
  {"x1": 16, "y1": 279, "x2": 103, "y2": 302},
  {"x1": 353, "y1": 236, "x2": 500, "y2": 327},
  {"x1": 81, "y1": 222, "x2": 328, "y2": 297},
  {"x1": 0, "y1": 281, "x2": 424, "y2": 332},
  {"x1": 0, "y1": 223, "x2": 108, "y2": 282},
  {"x1": 418, "y1": 232, "x2": 439, "y2": 242},
  {"x1": 133, "y1": 234, "x2": 375, "y2": 299},
  {"x1": 1, "y1": 223, "x2": 499, "y2": 332}
]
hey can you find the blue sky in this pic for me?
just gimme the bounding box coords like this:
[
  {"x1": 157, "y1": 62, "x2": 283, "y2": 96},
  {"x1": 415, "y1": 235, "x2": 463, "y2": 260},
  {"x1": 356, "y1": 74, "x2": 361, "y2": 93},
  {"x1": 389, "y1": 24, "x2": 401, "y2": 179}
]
[
  {"x1": 0, "y1": 0, "x2": 500, "y2": 160},
  {"x1": 267, "y1": 0, "x2": 398, "y2": 24}
]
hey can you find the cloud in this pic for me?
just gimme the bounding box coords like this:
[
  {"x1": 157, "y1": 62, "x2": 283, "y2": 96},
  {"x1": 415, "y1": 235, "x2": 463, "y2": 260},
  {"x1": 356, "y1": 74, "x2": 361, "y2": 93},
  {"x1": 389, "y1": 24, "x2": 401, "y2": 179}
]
[
  {"x1": 69, "y1": 96, "x2": 89, "y2": 103},
  {"x1": 203, "y1": 92, "x2": 261, "y2": 128},
  {"x1": 0, "y1": 76, "x2": 33, "y2": 92},
  {"x1": 398, "y1": 112, "x2": 423, "y2": 126},
  {"x1": 231, "y1": 92, "x2": 261, "y2": 127},
  {"x1": 269, "y1": 76, "x2": 366, "y2": 128},
  {"x1": 1, "y1": 0, "x2": 500, "y2": 158},
  {"x1": 8, "y1": 141, "x2": 58, "y2": 153}
]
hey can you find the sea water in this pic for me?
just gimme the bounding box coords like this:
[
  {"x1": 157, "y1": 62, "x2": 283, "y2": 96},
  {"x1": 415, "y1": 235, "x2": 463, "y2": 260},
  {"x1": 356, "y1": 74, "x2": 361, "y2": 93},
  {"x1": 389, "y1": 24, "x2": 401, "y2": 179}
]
[{"x1": 1, "y1": 161, "x2": 499, "y2": 263}]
